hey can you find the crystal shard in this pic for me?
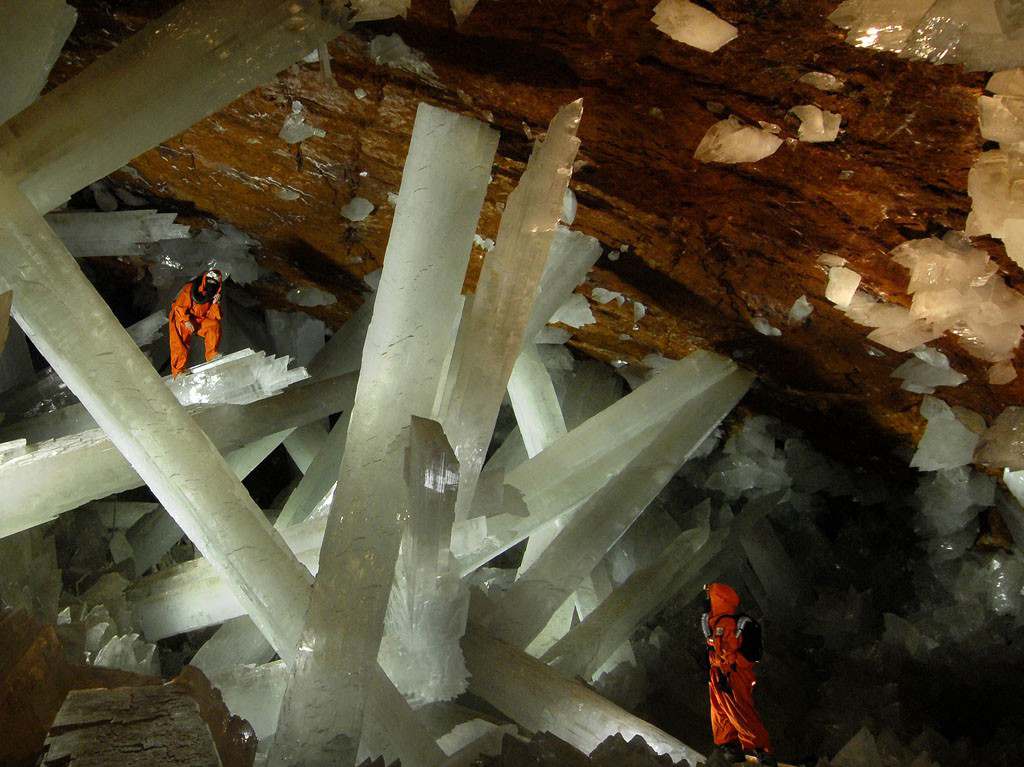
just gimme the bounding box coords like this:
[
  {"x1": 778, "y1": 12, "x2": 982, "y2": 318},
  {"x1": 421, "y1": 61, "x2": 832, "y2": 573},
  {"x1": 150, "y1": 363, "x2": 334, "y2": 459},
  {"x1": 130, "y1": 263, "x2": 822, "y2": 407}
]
[
  {"x1": 378, "y1": 417, "x2": 469, "y2": 706},
  {"x1": 892, "y1": 346, "x2": 967, "y2": 394},
  {"x1": 975, "y1": 406, "x2": 1024, "y2": 468},
  {"x1": 44, "y1": 210, "x2": 190, "y2": 258},
  {"x1": 790, "y1": 104, "x2": 842, "y2": 143},
  {"x1": 911, "y1": 396, "x2": 982, "y2": 471},
  {"x1": 439, "y1": 100, "x2": 583, "y2": 521},
  {"x1": 651, "y1": 0, "x2": 738, "y2": 52},
  {"x1": 694, "y1": 117, "x2": 783, "y2": 164},
  {"x1": 270, "y1": 105, "x2": 498, "y2": 766}
]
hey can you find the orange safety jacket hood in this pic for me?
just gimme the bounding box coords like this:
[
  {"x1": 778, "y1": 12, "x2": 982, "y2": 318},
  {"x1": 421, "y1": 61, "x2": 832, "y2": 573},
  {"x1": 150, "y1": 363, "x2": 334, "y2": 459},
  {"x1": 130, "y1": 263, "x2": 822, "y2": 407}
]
[
  {"x1": 190, "y1": 269, "x2": 223, "y2": 305},
  {"x1": 707, "y1": 582, "x2": 741, "y2": 619}
]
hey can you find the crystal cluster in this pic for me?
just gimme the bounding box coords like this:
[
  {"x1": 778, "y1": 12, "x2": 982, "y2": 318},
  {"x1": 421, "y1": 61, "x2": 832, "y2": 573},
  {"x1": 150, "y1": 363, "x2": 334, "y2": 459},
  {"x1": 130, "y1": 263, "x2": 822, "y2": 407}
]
[
  {"x1": 968, "y1": 69, "x2": 1024, "y2": 286},
  {"x1": 840, "y1": 234, "x2": 1024, "y2": 382},
  {"x1": 830, "y1": 0, "x2": 1024, "y2": 72},
  {"x1": 789, "y1": 104, "x2": 842, "y2": 143}
]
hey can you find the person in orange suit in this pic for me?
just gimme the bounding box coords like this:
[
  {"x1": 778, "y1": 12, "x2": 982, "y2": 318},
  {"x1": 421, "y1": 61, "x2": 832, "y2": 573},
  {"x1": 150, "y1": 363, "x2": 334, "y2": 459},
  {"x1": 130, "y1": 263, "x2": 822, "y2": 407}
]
[
  {"x1": 702, "y1": 582, "x2": 776, "y2": 766},
  {"x1": 169, "y1": 269, "x2": 223, "y2": 377}
]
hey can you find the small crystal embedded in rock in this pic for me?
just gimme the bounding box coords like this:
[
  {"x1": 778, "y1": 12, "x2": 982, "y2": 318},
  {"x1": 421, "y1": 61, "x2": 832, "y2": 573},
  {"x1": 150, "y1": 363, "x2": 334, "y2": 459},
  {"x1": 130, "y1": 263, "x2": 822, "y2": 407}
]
[
  {"x1": 799, "y1": 71, "x2": 846, "y2": 92},
  {"x1": 340, "y1": 196, "x2": 375, "y2": 222},
  {"x1": 825, "y1": 266, "x2": 861, "y2": 309},
  {"x1": 278, "y1": 100, "x2": 325, "y2": 144},
  {"x1": 892, "y1": 346, "x2": 967, "y2": 394},
  {"x1": 788, "y1": 295, "x2": 813, "y2": 323},
  {"x1": 694, "y1": 117, "x2": 783, "y2": 164},
  {"x1": 910, "y1": 396, "x2": 982, "y2": 471},
  {"x1": 790, "y1": 104, "x2": 842, "y2": 142},
  {"x1": 651, "y1": 0, "x2": 738, "y2": 53}
]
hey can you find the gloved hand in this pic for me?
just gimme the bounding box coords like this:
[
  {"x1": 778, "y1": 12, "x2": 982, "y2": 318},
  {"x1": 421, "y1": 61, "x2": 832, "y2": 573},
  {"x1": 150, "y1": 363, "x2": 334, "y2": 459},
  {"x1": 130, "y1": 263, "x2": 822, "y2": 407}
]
[
  {"x1": 184, "y1": 320, "x2": 195, "y2": 333},
  {"x1": 716, "y1": 668, "x2": 733, "y2": 695},
  {"x1": 212, "y1": 292, "x2": 221, "y2": 304}
]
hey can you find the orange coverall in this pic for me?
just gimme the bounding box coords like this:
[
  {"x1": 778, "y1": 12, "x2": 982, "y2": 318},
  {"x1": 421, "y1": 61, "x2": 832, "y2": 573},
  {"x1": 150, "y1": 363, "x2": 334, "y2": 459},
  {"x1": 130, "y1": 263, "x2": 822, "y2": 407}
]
[
  {"x1": 704, "y1": 582, "x2": 773, "y2": 755},
  {"x1": 169, "y1": 271, "x2": 222, "y2": 377}
]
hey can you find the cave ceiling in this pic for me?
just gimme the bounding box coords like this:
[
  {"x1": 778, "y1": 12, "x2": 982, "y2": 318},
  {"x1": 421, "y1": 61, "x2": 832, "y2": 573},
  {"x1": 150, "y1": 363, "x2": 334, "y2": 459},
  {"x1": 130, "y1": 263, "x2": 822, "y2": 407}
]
[{"x1": 54, "y1": 0, "x2": 1016, "y2": 475}]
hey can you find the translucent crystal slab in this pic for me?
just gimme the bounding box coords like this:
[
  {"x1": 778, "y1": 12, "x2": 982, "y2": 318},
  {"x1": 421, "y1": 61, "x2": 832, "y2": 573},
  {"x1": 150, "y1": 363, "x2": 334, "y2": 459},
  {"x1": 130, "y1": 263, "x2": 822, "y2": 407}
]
[
  {"x1": 0, "y1": 373, "x2": 357, "y2": 538},
  {"x1": 440, "y1": 101, "x2": 583, "y2": 522},
  {"x1": 265, "y1": 309, "x2": 326, "y2": 368},
  {"x1": 484, "y1": 367, "x2": 753, "y2": 649},
  {"x1": 0, "y1": 0, "x2": 76, "y2": 125},
  {"x1": 790, "y1": 105, "x2": 842, "y2": 143},
  {"x1": 378, "y1": 418, "x2": 469, "y2": 706},
  {"x1": 462, "y1": 629, "x2": 703, "y2": 765},
  {"x1": 44, "y1": 210, "x2": 189, "y2": 258},
  {"x1": 695, "y1": 117, "x2": 782, "y2": 164},
  {"x1": 1, "y1": 0, "x2": 405, "y2": 213},
  {"x1": 651, "y1": 0, "x2": 737, "y2": 52},
  {"x1": 911, "y1": 396, "x2": 982, "y2": 470},
  {"x1": 543, "y1": 526, "x2": 726, "y2": 681},
  {"x1": 270, "y1": 105, "x2": 498, "y2": 766},
  {"x1": 165, "y1": 348, "x2": 307, "y2": 406}
]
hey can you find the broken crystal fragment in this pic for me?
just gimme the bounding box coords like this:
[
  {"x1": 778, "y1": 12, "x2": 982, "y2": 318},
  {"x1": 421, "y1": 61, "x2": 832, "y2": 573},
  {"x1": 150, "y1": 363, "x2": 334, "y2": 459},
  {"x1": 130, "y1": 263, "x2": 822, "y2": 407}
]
[
  {"x1": 752, "y1": 317, "x2": 781, "y2": 336},
  {"x1": 561, "y1": 188, "x2": 578, "y2": 225},
  {"x1": 592, "y1": 288, "x2": 625, "y2": 305},
  {"x1": 369, "y1": 34, "x2": 438, "y2": 80},
  {"x1": 975, "y1": 406, "x2": 1024, "y2": 468},
  {"x1": 45, "y1": 210, "x2": 190, "y2": 258},
  {"x1": 695, "y1": 117, "x2": 783, "y2": 164},
  {"x1": 988, "y1": 68, "x2": 1024, "y2": 96},
  {"x1": 286, "y1": 285, "x2": 337, "y2": 307},
  {"x1": 788, "y1": 294, "x2": 813, "y2": 323},
  {"x1": 279, "y1": 100, "x2": 325, "y2": 144},
  {"x1": 910, "y1": 396, "x2": 982, "y2": 471},
  {"x1": 550, "y1": 293, "x2": 595, "y2": 328},
  {"x1": 790, "y1": 104, "x2": 842, "y2": 143},
  {"x1": 892, "y1": 346, "x2": 967, "y2": 394},
  {"x1": 651, "y1": 0, "x2": 738, "y2": 52},
  {"x1": 165, "y1": 348, "x2": 307, "y2": 406},
  {"x1": 377, "y1": 418, "x2": 469, "y2": 706},
  {"x1": 826, "y1": 266, "x2": 861, "y2": 308},
  {"x1": 799, "y1": 71, "x2": 846, "y2": 92},
  {"x1": 979, "y1": 95, "x2": 1024, "y2": 145},
  {"x1": 341, "y1": 196, "x2": 375, "y2": 222}
]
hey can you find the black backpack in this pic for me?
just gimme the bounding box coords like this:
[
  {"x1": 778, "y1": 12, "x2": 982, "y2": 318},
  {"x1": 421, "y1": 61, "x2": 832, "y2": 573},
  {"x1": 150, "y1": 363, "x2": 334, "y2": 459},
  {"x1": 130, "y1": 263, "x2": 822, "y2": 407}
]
[{"x1": 735, "y1": 615, "x2": 764, "y2": 662}]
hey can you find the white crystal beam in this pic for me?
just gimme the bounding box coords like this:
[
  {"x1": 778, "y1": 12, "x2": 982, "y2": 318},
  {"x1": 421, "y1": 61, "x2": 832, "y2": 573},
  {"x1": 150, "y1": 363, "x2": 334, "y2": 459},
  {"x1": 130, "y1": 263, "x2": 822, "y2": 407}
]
[
  {"x1": 439, "y1": 100, "x2": 583, "y2": 521},
  {"x1": 0, "y1": 373, "x2": 357, "y2": 538},
  {"x1": 270, "y1": 105, "x2": 498, "y2": 767},
  {"x1": 462, "y1": 628, "x2": 703, "y2": 765},
  {"x1": 0, "y1": 0, "x2": 76, "y2": 125},
  {"x1": 506, "y1": 344, "x2": 566, "y2": 458},
  {"x1": 542, "y1": 526, "x2": 727, "y2": 680},
  {"x1": 0, "y1": 173, "x2": 311, "y2": 659},
  {"x1": 0, "y1": 0, "x2": 405, "y2": 212},
  {"x1": 485, "y1": 365, "x2": 753, "y2": 648},
  {"x1": 45, "y1": 210, "x2": 190, "y2": 258}
]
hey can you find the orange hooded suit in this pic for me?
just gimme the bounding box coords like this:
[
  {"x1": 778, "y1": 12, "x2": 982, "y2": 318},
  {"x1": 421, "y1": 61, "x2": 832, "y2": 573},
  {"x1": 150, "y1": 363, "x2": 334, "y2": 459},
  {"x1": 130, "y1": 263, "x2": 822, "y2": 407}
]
[
  {"x1": 703, "y1": 582, "x2": 773, "y2": 755},
  {"x1": 169, "y1": 270, "x2": 223, "y2": 377}
]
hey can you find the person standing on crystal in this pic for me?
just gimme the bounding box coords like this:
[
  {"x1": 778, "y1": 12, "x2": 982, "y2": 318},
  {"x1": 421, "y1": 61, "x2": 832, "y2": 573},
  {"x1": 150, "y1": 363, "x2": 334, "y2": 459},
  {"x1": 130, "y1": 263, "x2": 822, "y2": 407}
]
[
  {"x1": 169, "y1": 269, "x2": 223, "y2": 377},
  {"x1": 701, "y1": 582, "x2": 776, "y2": 766}
]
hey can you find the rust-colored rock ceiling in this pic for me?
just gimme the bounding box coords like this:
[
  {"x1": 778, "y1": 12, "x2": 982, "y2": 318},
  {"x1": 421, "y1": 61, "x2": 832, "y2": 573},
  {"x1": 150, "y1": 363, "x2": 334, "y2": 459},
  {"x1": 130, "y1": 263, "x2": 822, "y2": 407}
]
[{"x1": 57, "y1": 0, "x2": 1020, "y2": 474}]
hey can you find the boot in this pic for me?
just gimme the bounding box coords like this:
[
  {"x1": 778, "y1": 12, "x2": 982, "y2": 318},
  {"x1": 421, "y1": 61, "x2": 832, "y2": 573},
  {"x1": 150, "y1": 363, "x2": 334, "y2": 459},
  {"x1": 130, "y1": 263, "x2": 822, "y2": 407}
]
[
  {"x1": 714, "y1": 742, "x2": 745, "y2": 763},
  {"x1": 754, "y1": 749, "x2": 778, "y2": 766}
]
